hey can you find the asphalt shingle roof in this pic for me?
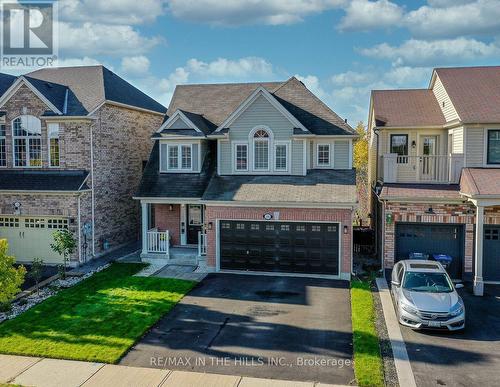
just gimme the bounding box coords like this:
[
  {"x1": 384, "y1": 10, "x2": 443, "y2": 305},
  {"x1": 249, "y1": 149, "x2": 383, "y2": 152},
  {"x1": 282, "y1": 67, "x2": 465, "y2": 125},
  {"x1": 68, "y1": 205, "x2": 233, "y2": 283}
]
[
  {"x1": 460, "y1": 168, "x2": 500, "y2": 196},
  {"x1": 202, "y1": 169, "x2": 357, "y2": 204},
  {"x1": 136, "y1": 142, "x2": 216, "y2": 198},
  {"x1": 371, "y1": 89, "x2": 446, "y2": 127},
  {"x1": 435, "y1": 66, "x2": 500, "y2": 124},
  {"x1": 167, "y1": 77, "x2": 354, "y2": 136},
  {"x1": 0, "y1": 73, "x2": 16, "y2": 96},
  {"x1": 0, "y1": 170, "x2": 89, "y2": 191},
  {"x1": 379, "y1": 184, "x2": 461, "y2": 200}
]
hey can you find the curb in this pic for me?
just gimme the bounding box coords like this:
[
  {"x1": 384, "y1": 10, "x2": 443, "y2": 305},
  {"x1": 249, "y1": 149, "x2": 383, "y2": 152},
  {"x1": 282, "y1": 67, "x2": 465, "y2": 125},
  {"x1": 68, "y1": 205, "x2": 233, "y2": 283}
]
[{"x1": 375, "y1": 277, "x2": 417, "y2": 387}]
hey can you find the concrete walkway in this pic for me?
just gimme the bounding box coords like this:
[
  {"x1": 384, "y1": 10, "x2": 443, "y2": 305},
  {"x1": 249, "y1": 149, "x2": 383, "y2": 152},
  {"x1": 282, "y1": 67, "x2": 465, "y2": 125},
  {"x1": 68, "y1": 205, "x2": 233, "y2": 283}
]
[{"x1": 0, "y1": 355, "x2": 347, "y2": 387}]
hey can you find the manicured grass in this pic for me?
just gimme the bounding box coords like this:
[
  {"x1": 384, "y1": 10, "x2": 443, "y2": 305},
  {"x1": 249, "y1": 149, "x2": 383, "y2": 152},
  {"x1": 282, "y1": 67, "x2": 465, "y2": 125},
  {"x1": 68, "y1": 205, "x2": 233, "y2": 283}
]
[
  {"x1": 351, "y1": 280, "x2": 385, "y2": 387},
  {"x1": 0, "y1": 263, "x2": 195, "y2": 363}
]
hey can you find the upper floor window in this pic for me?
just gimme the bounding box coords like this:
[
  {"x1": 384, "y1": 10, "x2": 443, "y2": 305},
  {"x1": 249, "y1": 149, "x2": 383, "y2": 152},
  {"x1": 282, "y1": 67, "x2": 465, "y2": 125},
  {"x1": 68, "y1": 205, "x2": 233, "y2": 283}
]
[
  {"x1": 275, "y1": 143, "x2": 288, "y2": 171},
  {"x1": 0, "y1": 123, "x2": 5, "y2": 167},
  {"x1": 167, "y1": 144, "x2": 192, "y2": 171},
  {"x1": 48, "y1": 123, "x2": 60, "y2": 167},
  {"x1": 253, "y1": 129, "x2": 269, "y2": 170},
  {"x1": 317, "y1": 144, "x2": 330, "y2": 166},
  {"x1": 390, "y1": 134, "x2": 408, "y2": 164},
  {"x1": 487, "y1": 130, "x2": 500, "y2": 164},
  {"x1": 12, "y1": 115, "x2": 42, "y2": 167},
  {"x1": 235, "y1": 143, "x2": 248, "y2": 171}
]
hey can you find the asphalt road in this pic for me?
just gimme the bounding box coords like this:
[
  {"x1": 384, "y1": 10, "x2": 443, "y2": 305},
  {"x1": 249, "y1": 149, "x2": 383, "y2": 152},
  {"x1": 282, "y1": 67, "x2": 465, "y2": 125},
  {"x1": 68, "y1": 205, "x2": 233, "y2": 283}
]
[{"x1": 120, "y1": 273, "x2": 355, "y2": 385}]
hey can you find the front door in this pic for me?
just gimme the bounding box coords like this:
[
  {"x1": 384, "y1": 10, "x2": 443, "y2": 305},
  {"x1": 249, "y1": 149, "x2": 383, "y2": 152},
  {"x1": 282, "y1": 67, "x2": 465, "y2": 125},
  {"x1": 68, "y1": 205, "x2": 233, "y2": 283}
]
[
  {"x1": 420, "y1": 136, "x2": 438, "y2": 179},
  {"x1": 187, "y1": 205, "x2": 203, "y2": 245}
]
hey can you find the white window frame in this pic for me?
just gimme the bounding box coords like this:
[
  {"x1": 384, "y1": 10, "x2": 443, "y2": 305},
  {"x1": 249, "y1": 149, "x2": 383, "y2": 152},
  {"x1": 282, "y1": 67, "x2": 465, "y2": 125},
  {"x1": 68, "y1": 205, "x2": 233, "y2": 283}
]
[
  {"x1": 249, "y1": 126, "x2": 273, "y2": 172},
  {"x1": 316, "y1": 143, "x2": 331, "y2": 167},
  {"x1": 12, "y1": 115, "x2": 42, "y2": 168},
  {"x1": 232, "y1": 141, "x2": 249, "y2": 172},
  {"x1": 165, "y1": 143, "x2": 193, "y2": 172},
  {"x1": 274, "y1": 141, "x2": 289, "y2": 172},
  {"x1": 47, "y1": 122, "x2": 60, "y2": 168},
  {"x1": 0, "y1": 122, "x2": 6, "y2": 168}
]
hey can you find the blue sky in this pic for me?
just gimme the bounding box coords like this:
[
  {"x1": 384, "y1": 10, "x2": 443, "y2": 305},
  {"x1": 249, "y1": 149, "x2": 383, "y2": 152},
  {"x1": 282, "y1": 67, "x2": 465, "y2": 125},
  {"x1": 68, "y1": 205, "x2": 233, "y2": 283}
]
[{"x1": 21, "y1": 1, "x2": 500, "y2": 124}]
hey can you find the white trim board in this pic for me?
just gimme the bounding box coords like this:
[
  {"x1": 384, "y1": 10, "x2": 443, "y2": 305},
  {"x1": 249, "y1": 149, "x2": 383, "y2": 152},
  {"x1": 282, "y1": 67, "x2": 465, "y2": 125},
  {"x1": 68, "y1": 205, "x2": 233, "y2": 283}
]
[
  {"x1": 156, "y1": 109, "x2": 203, "y2": 133},
  {"x1": 214, "y1": 86, "x2": 308, "y2": 133}
]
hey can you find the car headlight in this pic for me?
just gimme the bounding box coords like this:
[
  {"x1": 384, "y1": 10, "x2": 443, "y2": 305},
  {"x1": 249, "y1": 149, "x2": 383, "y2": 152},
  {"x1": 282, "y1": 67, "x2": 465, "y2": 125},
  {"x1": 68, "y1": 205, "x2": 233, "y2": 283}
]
[
  {"x1": 450, "y1": 303, "x2": 464, "y2": 317},
  {"x1": 401, "y1": 301, "x2": 419, "y2": 315}
]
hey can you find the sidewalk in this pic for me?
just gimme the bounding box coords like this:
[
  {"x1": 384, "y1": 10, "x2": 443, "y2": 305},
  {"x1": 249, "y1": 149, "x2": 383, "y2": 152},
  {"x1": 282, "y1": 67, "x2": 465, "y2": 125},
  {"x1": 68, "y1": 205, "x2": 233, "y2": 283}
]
[{"x1": 0, "y1": 354, "x2": 348, "y2": 387}]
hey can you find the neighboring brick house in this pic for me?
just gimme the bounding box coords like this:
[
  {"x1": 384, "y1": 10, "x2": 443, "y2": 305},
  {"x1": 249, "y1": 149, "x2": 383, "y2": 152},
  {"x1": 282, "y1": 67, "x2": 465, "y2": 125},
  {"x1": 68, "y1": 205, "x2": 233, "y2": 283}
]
[
  {"x1": 368, "y1": 66, "x2": 500, "y2": 295},
  {"x1": 136, "y1": 77, "x2": 358, "y2": 280},
  {"x1": 0, "y1": 66, "x2": 165, "y2": 265}
]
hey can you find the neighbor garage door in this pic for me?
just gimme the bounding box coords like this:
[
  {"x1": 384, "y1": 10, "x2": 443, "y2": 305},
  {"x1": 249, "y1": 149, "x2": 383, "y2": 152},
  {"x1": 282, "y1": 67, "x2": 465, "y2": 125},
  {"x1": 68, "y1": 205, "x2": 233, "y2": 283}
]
[
  {"x1": 219, "y1": 220, "x2": 340, "y2": 275},
  {"x1": 0, "y1": 216, "x2": 68, "y2": 264},
  {"x1": 483, "y1": 226, "x2": 500, "y2": 282},
  {"x1": 395, "y1": 223, "x2": 464, "y2": 279}
]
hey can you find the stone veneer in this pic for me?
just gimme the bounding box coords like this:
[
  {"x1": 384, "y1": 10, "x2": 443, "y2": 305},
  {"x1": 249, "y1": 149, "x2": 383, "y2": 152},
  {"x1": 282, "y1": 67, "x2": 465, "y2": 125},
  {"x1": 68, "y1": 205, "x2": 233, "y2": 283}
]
[
  {"x1": 0, "y1": 84, "x2": 163, "y2": 263},
  {"x1": 204, "y1": 206, "x2": 354, "y2": 279}
]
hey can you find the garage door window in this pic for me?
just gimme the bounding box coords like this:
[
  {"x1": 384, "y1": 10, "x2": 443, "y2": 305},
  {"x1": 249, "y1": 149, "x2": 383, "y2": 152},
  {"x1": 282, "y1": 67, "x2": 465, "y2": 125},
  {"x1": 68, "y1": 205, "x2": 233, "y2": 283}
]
[
  {"x1": 485, "y1": 228, "x2": 499, "y2": 240},
  {"x1": 25, "y1": 218, "x2": 45, "y2": 228},
  {"x1": 265, "y1": 224, "x2": 274, "y2": 231},
  {"x1": 47, "y1": 219, "x2": 68, "y2": 229},
  {"x1": 296, "y1": 225, "x2": 305, "y2": 232},
  {"x1": 0, "y1": 217, "x2": 19, "y2": 227},
  {"x1": 312, "y1": 225, "x2": 321, "y2": 232}
]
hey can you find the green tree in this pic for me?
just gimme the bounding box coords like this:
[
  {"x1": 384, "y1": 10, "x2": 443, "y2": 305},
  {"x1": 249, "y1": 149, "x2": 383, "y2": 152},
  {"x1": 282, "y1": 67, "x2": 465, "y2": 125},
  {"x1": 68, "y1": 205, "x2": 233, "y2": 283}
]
[
  {"x1": 29, "y1": 257, "x2": 44, "y2": 296},
  {"x1": 353, "y1": 122, "x2": 369, "y2": 225},
  {"x1": 0, "y1": 239, "x2": 26, "y2": 311},
  {"x1": 50, "y1": 229, "x2": 76, "y2": 278}
]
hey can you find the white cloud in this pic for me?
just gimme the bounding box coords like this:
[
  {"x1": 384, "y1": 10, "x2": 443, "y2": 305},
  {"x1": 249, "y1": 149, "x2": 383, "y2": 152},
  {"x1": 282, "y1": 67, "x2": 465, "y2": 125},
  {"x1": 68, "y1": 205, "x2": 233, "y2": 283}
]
[
  {"x1": 60, "y1": 0, "x2": 166, "y2": 25},
  {"x1": 185, "y1": 57, "x2": 274, "y2": 79},
  {"x1": 405, "y1": 0, "x2": 500, "y2": 39},
  {"x1": 167, "y1": 0, "x2": 345, "y2": 26},
  {"x1": 338, "y1": 0, "x2": 403, "y2": 31},
  {"x1": 295, "y1": 74, "x2": 329, "y2": 101},
  {"x1": 121, "y1": 56, "x2": 151, "y2": 76},
  {"x1": 330, "y1": 70, "x2": 376, "y2": 86},
  {"x1": 359, "y1": 38, "x2": 500, "y2": 66},
  {"x1": 56, "y1": 56, "x2": 103, "y2": 67},
  {"x1": 58, "y1": 22, "x2": 163, "y2": 57}
]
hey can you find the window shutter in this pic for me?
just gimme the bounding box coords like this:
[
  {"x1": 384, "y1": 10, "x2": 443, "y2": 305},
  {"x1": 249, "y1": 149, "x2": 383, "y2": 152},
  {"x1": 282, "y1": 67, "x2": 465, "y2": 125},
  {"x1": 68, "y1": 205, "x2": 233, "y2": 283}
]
[
  {"x1": 160, "y1": 143, "x2": 168, "y2": 171},
  {"x1": 192, "y1": 143, "x2": 199, "y2": 171}
]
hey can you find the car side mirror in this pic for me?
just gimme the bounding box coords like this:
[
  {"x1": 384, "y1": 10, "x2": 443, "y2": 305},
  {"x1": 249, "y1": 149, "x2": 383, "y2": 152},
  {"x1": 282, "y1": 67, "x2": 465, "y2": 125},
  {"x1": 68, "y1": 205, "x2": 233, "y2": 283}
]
[
  {"x1": 455, "y1": 283, "x2": 464, "y2": 289},
  {"x1": 391, "y1": 280, "x2": 400, "y2": 287}
]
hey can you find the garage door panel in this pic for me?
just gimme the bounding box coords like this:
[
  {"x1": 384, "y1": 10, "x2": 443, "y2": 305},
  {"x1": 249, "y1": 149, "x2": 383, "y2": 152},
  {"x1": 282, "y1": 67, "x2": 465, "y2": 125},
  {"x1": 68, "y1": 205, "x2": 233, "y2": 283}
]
[
  {"x1": 483, "y1": 226, "x2": 500, "y2": 281},
  {"x1": 220, "y1": 220, "x2": 339, "y2": 275}
]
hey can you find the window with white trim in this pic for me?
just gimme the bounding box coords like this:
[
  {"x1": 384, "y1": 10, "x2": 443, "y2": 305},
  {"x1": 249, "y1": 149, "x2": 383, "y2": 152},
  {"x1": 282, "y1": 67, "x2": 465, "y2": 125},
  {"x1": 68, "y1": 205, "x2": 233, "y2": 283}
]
[
  {"x1": 235, "y1": 143, "x2": 248, "y2": 171},
  {"x1": 275, "y1": 143, "x2": 288, "y2": 171},
  {"x1": 12, "y1": 115, "x2": 42, "y2": 167},
  {"x1": 167, "y1": 144, "x2": 192, "y2": 171},
  {"x1": 0, "y1": 123, "x2": 5, "y2": 167},
  {"x1": 317, "y1": 144, "x2": 330, "y2": 166},
  {"x1": 253, "y1": 129, "x2": 269, "y2": 170},
  {"x1": 48, "y1": 123, "x2": 60, "y2": 167}
]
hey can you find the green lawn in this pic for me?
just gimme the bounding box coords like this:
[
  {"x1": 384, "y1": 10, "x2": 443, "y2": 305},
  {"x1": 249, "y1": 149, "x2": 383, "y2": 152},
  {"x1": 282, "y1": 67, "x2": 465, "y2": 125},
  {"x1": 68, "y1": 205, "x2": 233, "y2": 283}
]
[
  {"x1": 0, "y1": 263, "x2": 195, "y2": 363},
  {"x1": 351, "y1": 280, "x2": 385, "y2": 387}
]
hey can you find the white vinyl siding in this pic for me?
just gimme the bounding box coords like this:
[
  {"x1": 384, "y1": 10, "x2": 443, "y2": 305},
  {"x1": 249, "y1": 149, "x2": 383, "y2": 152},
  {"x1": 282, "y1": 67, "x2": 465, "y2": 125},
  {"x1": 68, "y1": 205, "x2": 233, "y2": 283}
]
[
  {"x1": 219, "y1": 141, "x2": 231, "y2": 175},
  {"x1": 465, "y1": 127, "x2": 485, "y2": 167},
  {"x1": 334, "y1": 140, "x2": 350, "y2": 169},
  {"x1": 451, "y1": 127, "x2": 464, "y2": 154},
  {"x1": 432, "y1": 75, "x2": 459, "y2": 123},
  {"x1": 168, "y1": 116, "x2": 191, "y2": 129}
]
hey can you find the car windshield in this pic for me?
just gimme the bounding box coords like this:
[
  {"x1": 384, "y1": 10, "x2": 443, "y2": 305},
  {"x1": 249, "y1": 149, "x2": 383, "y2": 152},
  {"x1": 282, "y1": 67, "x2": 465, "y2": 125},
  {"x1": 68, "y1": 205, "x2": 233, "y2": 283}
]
[{"x1": 402, "y1": 272, "x2": 453, "y2": 293}]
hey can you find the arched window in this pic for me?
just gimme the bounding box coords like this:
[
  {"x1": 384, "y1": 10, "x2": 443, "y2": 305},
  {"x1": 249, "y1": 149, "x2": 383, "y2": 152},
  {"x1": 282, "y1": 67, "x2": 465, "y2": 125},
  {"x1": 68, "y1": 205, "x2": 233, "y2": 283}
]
[
  {"x1": 253, "y1": 128, "x2": 270, "y2": 170},
  {"x1": 12, "y1": 115, "x2": 42, "y2": 167}
]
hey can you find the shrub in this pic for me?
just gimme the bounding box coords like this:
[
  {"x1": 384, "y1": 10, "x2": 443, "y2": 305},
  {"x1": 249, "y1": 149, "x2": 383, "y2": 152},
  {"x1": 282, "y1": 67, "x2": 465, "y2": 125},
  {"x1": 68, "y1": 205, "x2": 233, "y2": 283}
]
[
  {"x1": 0, "y1": 240, "x2": 26, "y2": 311},
  {"x1": 51, "y1": 229, "x2": 76, "y2": 277},
  {"x1": 29, "y1": 258, "x2": 44, "y2": 296}
]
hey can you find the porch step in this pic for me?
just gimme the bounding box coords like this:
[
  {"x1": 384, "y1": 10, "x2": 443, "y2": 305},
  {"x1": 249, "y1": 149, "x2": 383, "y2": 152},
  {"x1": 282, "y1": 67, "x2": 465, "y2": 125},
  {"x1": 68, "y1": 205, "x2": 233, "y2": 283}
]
[{"x1": 169, "y1": 247, "x2": 199, "y2": 264}]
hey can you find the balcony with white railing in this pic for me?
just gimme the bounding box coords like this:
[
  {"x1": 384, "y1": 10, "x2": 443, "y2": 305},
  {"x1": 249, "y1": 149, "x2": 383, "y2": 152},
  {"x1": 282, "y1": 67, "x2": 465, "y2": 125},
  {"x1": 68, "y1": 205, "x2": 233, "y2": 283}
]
[
  {"x1": 146, "y1": 229, "x2": 169, "y2": 256},
  {"x1": 380, "y1": 153, "x2": 464, "y2": 184}
]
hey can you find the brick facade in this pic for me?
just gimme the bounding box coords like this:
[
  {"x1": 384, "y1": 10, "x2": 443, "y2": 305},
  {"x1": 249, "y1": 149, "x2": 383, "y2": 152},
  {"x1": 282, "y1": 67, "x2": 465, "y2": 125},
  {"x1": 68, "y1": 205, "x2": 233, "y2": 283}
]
[
  {"x1": 204, "y1": 206, "x2": 353, "y2": 278},
  {"x1": 0, "y1": 84, "x2": 163, "y2": 263},
  {"x1": 154, "y1": 204, "x2": 181, "y2": 245}
]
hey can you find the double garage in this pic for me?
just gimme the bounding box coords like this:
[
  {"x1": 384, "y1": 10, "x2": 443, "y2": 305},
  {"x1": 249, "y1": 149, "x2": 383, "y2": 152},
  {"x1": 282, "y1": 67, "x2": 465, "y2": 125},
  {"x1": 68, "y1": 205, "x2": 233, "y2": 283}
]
[
  {"x1": 219, "y1": 220, "x2": 341, "y2": 276},
  {"x1": 395, "y1": 222, "x2": 500, "y2": 282},
  {"x1": 0, "y1": 216, "x2": 67, "y2": 264}
]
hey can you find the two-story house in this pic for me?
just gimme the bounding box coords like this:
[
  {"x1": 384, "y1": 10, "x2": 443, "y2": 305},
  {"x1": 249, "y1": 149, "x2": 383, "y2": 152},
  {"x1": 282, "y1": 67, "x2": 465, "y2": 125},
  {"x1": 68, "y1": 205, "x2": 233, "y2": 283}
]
[
  {"x1": 0, "y1": 66, "x2": 166, "y2": 266},
  {"x1": 135, "y1": 77, "x2": 358, "y2": 279},
  {"x1": 369, "y1": 66, "x2": 500, "y2": 295}
]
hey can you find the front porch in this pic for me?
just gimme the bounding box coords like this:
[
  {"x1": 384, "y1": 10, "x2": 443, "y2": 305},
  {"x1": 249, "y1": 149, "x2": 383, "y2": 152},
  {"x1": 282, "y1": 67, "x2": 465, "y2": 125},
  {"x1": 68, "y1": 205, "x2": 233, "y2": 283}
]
[{"x1": 140, "y1": 202, "x2": 207, "y2": 264}]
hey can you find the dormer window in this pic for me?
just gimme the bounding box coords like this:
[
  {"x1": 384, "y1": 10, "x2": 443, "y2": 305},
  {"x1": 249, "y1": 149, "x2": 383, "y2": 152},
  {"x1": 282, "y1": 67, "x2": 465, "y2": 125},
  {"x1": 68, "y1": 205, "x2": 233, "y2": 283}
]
[
  {"x1": 253, "y1": 129, "x2": 270, "y2": 170},
  {"x1": 167, "y1": 144, "x2": 192, "y2": 171},
  {"x1": 12, "y1": 115, "x2": 42, "y2": 167}
]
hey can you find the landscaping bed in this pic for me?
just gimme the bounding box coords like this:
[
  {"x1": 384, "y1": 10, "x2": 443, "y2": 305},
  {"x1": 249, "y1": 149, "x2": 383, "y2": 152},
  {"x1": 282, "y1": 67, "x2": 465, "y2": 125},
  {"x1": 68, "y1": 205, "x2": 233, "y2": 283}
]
[
  {"x1": 0, "y1": 263, "x2": 196, "y2": 363},
  {"x1": 15, "y1": 264, "x2": 59, "y2": 291}
]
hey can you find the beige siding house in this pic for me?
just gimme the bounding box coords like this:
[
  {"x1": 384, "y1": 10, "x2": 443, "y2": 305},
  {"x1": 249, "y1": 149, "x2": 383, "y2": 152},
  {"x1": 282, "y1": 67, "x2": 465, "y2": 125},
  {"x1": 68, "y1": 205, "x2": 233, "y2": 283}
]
[{"x1": 369, "y1": 66, "x2": 500, "y2": 295}]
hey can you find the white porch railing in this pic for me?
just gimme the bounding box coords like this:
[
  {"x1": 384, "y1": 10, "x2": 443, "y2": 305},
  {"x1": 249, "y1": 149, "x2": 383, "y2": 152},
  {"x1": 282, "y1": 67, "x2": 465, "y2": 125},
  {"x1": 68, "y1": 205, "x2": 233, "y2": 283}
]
[
  {"x1": 146, "y1": 229, "x2": 169, "y2": 256},
  {"x1": 381, "y1": 154, "x2": 464, "y2": 184},
  {"x1": 198, "y1": 231, "x2": 207, "y2": 256}
]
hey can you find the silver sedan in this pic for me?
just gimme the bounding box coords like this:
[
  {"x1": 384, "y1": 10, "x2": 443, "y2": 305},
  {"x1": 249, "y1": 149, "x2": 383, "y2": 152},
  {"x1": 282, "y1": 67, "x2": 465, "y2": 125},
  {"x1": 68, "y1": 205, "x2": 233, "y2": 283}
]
[{"x1": 391, "y1": 259, "x2": 465, "y2": 331}]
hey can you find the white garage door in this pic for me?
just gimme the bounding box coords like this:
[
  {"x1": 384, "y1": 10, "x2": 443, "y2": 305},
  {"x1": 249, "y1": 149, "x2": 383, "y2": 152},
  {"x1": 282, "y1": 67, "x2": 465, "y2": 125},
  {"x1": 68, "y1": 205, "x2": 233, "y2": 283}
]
[{"x1": 0, "y1": 216, "x2": 69, "y2": 264}]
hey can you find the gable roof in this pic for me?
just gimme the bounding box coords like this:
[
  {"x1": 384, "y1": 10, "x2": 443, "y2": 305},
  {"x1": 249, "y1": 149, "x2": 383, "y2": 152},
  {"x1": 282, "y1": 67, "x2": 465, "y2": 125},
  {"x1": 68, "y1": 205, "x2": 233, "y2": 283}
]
[
  {"x1": 167, "y1": 77, "x2": 354, "y2": 136},
  {"x1": 0, "y1": 73, "x2": 16, "y2": 96},
  {"x1": 371, "y1": 89, "x2": 446, "y2": 127},
  {"x1": 27, "y1": 65, "x2": 166, "y2": 114},
  {"x1": 434, "y1": 66, "x2": 500, "y2": 124}
]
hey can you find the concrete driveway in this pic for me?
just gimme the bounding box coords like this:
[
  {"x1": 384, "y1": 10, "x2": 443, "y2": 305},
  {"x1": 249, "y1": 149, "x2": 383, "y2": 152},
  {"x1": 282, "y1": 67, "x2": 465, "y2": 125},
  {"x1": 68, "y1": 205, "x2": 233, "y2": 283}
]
[
  {"x1": 120, "y1": 274, "x2": 354, "y2": 385},
  {"x1": 401, "y1": 285, "x2": 500, "y2": 387}
]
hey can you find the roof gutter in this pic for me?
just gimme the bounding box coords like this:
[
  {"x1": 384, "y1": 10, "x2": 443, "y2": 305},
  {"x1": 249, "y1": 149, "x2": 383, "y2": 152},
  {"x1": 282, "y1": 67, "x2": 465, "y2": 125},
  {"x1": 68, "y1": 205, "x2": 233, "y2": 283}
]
[{"x1": 198, "y1": 200, "x2": 357, "y2": 209}]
